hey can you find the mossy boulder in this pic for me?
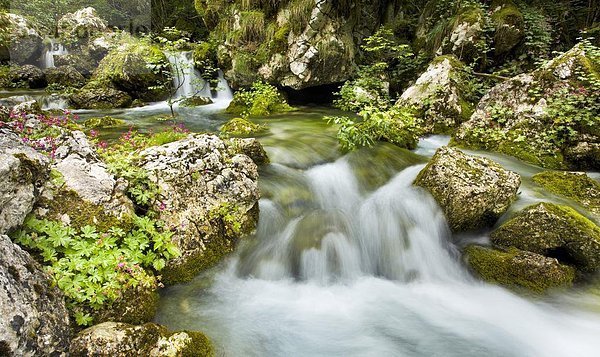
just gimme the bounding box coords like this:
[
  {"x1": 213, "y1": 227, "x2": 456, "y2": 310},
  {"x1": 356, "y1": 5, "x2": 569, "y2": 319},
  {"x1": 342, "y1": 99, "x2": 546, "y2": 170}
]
[
  {"x1": 83, "y1": 116, "x2": 126, "y2": 129},
  {"x1": 396, "y1": 55, "x2": 474, "y2": 134},
  {"x1": 491, "y1": 202, "x2": 600, "y2": 273},
  {"x1": 464, "y1": 245, "x2": 575, "y2": 293},
  {"x1": 70, "y1": 86, "x2": 133, "y2": 109},
  {"x1": 179, "y1": 96, "x2": 213, "y2": 107},
  {"x1": 226, "y1": 138, "x2": 270, "y2": 166},
  {"x1": 93, "y1": 38, "x2": 170, "y2": 101},
  {"x1": 139, "y1": 135, "x2": 260, "y2": 285},
  {"x1": 91, "y1": 281, "x2": 159, "y2": 326},
  {"x1": 58, "y1": 7, "x2": 108, "y2": 43},
  {"x1": 69, "y1": 322, "x2": 214, "y2": 356},
  {"x1": 491, "y1": 0, "x2": 524, "y2": 56},
  {"x1": 7, "y1": 65, "x2": 47, "y2": 89},
  {"x1": 0, "y1": 13, "x2": 43, "y2": 64},
  {"x1": 414, "y1": 147, "x2": 521, "y2": 232},
  {"x1": 220, "y1": 117, "x2": 267, "y2": 136},
  {"x1": 532, "y1": 171, "x2": 600, "y2": 216},
  {"x1": 453, "y1": 43, "x2": 600, "y2": 170},
  {"x1": 44, "y1": 65, "x2": 86, "y2": 89}
]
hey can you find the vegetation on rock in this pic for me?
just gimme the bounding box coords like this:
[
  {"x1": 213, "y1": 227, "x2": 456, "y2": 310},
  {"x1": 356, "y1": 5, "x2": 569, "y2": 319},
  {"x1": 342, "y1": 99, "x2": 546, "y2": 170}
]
[{"x1": 226, "y1": 81, "x2": 293, "y2": 117}]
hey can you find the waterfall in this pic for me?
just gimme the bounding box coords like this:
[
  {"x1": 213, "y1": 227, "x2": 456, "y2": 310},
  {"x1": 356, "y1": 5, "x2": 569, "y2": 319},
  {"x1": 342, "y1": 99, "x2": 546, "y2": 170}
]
[
  {"x1": 41, "y1": 39, "x2": 68, "y2": 69},
  {"x1": 165, "y1": 51, "x2": 234, "y2": 109},
  {"x1": 40, "y1": 94, "x2": 69, "y2": 110}
]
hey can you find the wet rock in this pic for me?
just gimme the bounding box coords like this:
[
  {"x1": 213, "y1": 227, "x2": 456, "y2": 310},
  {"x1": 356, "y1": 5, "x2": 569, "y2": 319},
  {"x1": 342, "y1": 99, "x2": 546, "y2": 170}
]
[
  {"x1": 44, "y1": 66, "x2": 86, "y2": 89},
  {"x1": 69, "y1": 86, "x2": 133, "y2": 109},
  {"x1": 0, "y1": 13, "x2": 43, "y2": 64},
  {"x1": 69, "y1": 322, "x2": 213, "y2": 357},
  {"x1": 532, "y1": 171, "x2": 600, "y2": 216},
  {"x1": 179, "y1": 96, "x2": 212, "y2": 107},
  {"x1": 8, "y1": 65, "x2": 47, "y2": 89},
  {"x1": 0, "y1": 234, "x2": 71, "y2": 356},
  {"x1": 414, "y1": 147, "x2": 521, "y2": 232},
  {"x1": 464, "y1": 245, "x2": 575, "y2": 293},
  {"x1": 11, "y1": 100, "x2": 42, "y2": 116},
  {"x1": 0, "y1": 130, "x2": 49, "y2": 234},
  {"x1": 140, "y1": 134, "x2": 260, "y2": 284},
  {"x1": 58, "y1": 7, "x2": 108, "y2": 41},
  {"x1": 220, "y1": 117, "x2": 267, "y2": 136},
  {"x1": 396, "y1": 55, "x2": 473, "y2": 134},
  {"x1": 227, "y1": 138, "x2": 270, "y2": 165},
  {"x1": 491, "y1": 202, "x2": 600, "y2": 273}
]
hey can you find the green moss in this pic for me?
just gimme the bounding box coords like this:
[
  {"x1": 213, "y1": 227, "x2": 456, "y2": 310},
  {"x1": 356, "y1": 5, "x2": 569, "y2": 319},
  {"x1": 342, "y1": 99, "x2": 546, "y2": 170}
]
[
  {"x1": 179, "y1": 331, "x2": 215, "y2": 357},
  {"x1": 93, "y1": 278, "x2": 159, "y2": 325},
  {"x1": 533, "y1": 171, "x2": 600, "y2": 215},
  {"x1": 491, "y1": 1, "x2": 523, "y2": 26},
  {"x1": 83, "y1": 116, "x2": 126, "y2": 129},
  {"x1": 497, "y1": 140, "x2": 565, "y2": 169},
  {"x1": 179, "y1": 96, "x2": 213, "y2": 107},
  {"x1": 465, "y1": 245, "x2": 575, "y2": 293},
  {"x1": 220, "y1": 117, "x2": 267, "y2": 136}
]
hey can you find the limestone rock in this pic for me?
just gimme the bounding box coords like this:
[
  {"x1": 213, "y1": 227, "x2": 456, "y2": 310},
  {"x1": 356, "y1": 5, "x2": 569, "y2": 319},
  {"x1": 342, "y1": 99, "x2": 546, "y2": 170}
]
[
  {"x1": 0, "y1": 234, "x2": 71, "y2": 356},
  {"x1": 491, "y1": 202, "x2": 600, "y2": 273},
  {"x1": 0, "y1": 130, "x2": 49, "y2": 234},
  {"x1": 227, "y1": 138, "x2": 270, "y2": 166},
  {"x1": 414, "y1": 147, "x2": 521, "y2": 232},
  {"x1": 44, "y1": 66, "x2": 86, "y2": 88},
  {"x1": 69, "y1": 87, "x2": 133, "y2": 109},
  {"x1": 532, "y1": 171, "x2": 600, "y2": 216},
  {"x1": 69, "y1": 322, "x2": 213, "y2": 357},
  {"x1": 464, "y1": 245, "x2": 575, "y2": 293},
  {"x1": 140, "y1": 134, "x2": 260, "y2": 284},
  {"x1": 0, "y1": 13, "x2": 43, "y2": 64},
  {"x1": 58, "y1": 7, "x2": 108, "y2": 41}
]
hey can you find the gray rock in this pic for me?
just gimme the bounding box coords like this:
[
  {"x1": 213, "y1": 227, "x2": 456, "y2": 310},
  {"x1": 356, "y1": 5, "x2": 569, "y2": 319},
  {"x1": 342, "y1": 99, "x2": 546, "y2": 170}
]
[
  {"x1": 414, "y1": 147, "x2": 521, "y2": 232},
  {"x1": 58, "y1": 7, "x2": 108, "y2": 41},
  {"x1": 0, "y1": 130, "x2": 49, "y2": 234},
  {"x1": 140, "y1": 134, "x2": 260, "y2": 284},
  {"x1": 227, "y1": 138, "x2": 270, "y2": 166},
  {"x1": 0, "y1": 234, "x2": 71, "y2": 356},
  {"x1": 0, "y1": 13, "x2": 43, "y2": 64}
]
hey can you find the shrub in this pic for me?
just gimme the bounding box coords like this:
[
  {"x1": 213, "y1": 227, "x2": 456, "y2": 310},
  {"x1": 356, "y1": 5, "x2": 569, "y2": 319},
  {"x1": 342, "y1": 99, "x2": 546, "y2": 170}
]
[{"x1": 226, "y1": 81, "x2": 293, "y2": 117}]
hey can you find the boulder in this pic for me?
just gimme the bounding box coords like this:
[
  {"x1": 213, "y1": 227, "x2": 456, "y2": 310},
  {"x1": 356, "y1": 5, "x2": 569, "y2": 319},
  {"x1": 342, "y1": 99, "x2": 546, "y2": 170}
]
[
  {"x1": 453, "y1": 43, "x2": 600, "y2": 170},
  {"x1": 491, "y1": 202, "x2": 600, "y2": 273},
  {"x1": 491, "y1": 0, "x2": 524, "y2": 56},
  {"x1": 8, "y1": 65, "x2": 47, "y2": 89},
  {"x1": 58, "y1": 7, "x2": 108, "y2": 42},
  {"x1": 0, "y1": 130, "x2": 49, "y2": 234},
  {"x1": 220, "y1": 117, "x2": 267, "y2": 136},
  {"x1": 34, "y1": 130, "x2": 135, "y2": 231},
  {"x1": 179, "y1": 96, "x2": 212, "y2": 107},
  {"x1": 227, "y1": 138, "x2": 270, "y2": 166},
  {"x1": 0, "y1": 234, "x2": 71, "y2": 356},
  {"x1": 414, "y1": 147, "x2": 521, "y2": 232},
  {"x1": 0, "y1": 13, "x2": 43, "y2": 64},
  {"x1": 532, "y1": 171, "x2": 600, "y2": 216},
  {"x1": 69, "y1": 322, "x2": 213, "y2": 357},
  {"x1": 70, "y1": 86, "x2": 133, "y2": 109},
  {"x1": 139, "y1": 134, "x2": 260, "y2": 284},
  {"x1": 54, "y1": 53, "x2": 97, "y2": 77},
  {"x1": 11, "y1": 100, "x2": 42, "y2": 116},
  {"x1": 44, "y1": 65, "x2": 86, "y2": 88},
  {"x1": 396, "y1": 55, "x2": 473, "y2": 134},
  {"x1": 464, "y1": 245, "x2": 575, "y2": 293}
]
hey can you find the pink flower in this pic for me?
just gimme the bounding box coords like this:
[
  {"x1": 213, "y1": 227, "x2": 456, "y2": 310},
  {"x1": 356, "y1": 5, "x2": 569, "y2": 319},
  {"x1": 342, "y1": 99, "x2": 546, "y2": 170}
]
[
  {"x1": 98, "y1": 141, "x2": 108, "y2": 149},
  {"x1": 89, "y1": 130, "x2": 98, "y2": 138},
  {"x1": 159, "y1": 202, "x2": 167, "y2": 211}
]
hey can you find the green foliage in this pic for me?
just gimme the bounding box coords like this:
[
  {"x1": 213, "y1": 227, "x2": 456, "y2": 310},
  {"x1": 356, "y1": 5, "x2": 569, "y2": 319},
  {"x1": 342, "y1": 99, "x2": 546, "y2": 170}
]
[
  {"x1": 335, "y1": 63, "x2": 391, "y2": 113},
  {"x1": 12, "y1": 215, "x2": 180, "y2": 325},
  {"x1": 226, "y1": 81, "x2": 293, "y2": 117},
  {"x1": 325, "y1": 106, "x2": 422, "y2": 152}
]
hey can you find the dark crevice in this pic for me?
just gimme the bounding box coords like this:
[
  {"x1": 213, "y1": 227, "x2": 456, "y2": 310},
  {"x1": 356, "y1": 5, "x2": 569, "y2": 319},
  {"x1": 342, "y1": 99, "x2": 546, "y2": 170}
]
[{"x1": 281, "y1": 82, "x2": 344, "y2": 106}]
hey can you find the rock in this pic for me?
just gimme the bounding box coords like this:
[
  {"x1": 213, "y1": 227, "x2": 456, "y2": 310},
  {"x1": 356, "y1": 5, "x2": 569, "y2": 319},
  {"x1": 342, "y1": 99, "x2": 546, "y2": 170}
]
[
  {"x1": 93, "y1": 38, "x2": 170, "y2": 101},
  {"x1": 179, "y1": 96, "x2": 212, "y2": 107},
  {"x1": 70, "y1": 86, "x2": 133, "y2": 109},
  {"x1": 441, "y1": 7, "x2": 485, "y2": 62},
  {"x1": 453, "y1": 43, "x2": 600, "y2": 170},
  {"x1": 58, "y1": 7, "x2": 108, "y2": 41},
  {"x1": 0, "y1": 105, "x2": 9, "y2": 121},
  {"x1": 227, "y1": 138, "x2": 270, "y2": 165},
  {"x1": 396, "y1": 55, "x2": 473, "y2": 134},
  {"x1": 44, "y1": 66, "x2": 86, "y2": 88},
  {"x1": 0, "y1": 13, "x2": 43, "y2": 64},
  {"x1": 9, "y1": 65, "x2": 47, "y2": 89},
  {"x1": 414, "y1": 147, "x2": 521, "y2": 232},
  {"x1": 464, "y1": 245, "x2": 575, "y2": 293},
  {"x1": 139, "y1": 134, "x2": 260, "y2": 284},
  {"x1": 220, "y1": 117, "x2": 267, "y2": 136},
  {"x1": 491, "y1": 0, "x2": 524, "y2": 56},
  {"x1": 54, "y1": 53, "x2": 97, "y2": 77},
  {"x1": 34, "y1": 130, "x2": 135, "y2": 231},
  {"x1": 491, "y1": 202, "x2": 600, "y2": 273},
  {"x1": 69, "y1": 322, "x2": 214, "y2": 357},
  {"x1": 0, "y1": 234, "x2": 71, "y2": 356},
  {"x1": 92, "y1": 283, "x2": 158, "y2": 326},
  {"x1": 0, "y1": 130, "x2": 49, "y2": 234},
  {"x1": 11, "y1": 100, "x2": 42, "y2": 116},
  {"x1": 532, "y1": 171, "x2": 600, "y2": 216}
]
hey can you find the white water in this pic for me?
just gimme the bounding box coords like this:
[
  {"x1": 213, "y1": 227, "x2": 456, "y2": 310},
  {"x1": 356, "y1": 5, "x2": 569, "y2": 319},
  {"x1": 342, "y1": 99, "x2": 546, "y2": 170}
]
[
  {"x1": 162, "y1": 52, "x2": 234, "y2": 111},
  {"x1": 40, "y1": 94, "x2": 69, "y2": 110},
  {"x1": 41, "y1": 39, "x2": 68, "y2": 69},
  {"x1": 156, "y1": 153, "x2": 600, "y2": 356}
]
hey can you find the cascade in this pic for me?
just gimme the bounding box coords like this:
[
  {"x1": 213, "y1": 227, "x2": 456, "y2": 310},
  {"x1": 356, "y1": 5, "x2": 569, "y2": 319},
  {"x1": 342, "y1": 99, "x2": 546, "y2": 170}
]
[{"x1": 41, "y1": 39, "x2": 68, "y2": 69}]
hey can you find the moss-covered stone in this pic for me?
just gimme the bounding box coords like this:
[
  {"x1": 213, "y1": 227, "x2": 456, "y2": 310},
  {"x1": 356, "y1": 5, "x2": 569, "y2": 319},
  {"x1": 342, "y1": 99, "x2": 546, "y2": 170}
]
[
  {"x1": 491, "y1": 202, "x2": 600, "y2": 273},
  {"x1": 464, "y1": 245, "x2": 575, "y2": 293},
  {"x1": 220, "y1": 117, "x2": 267, "y2": 136},
  {"x1": 44, "y1": 65, "x2": 86, "y2": 89},
  {"x1": 532, "y1": 171, "x2": 600, "y2": 215},
  {"x1": 92, "y1": 281, "x2": 159, "y2": 325},
  {"x1": 179, "y1": 96, "x2": 213, "y2": 107},
  {"x1": 491, "y1": 0, "x2": 524, "y2": 55},
  {"x1": 70, "y1": 86, "x2": 133, "y2": 109},
  {"x1": 82, "y1": 116, "x2": 126, "y2": 129}
]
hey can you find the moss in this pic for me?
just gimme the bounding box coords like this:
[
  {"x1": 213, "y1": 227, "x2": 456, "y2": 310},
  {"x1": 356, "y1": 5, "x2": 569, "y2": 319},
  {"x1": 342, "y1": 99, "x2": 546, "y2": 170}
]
[
  {"x1": 533, "y1": 171, "x2": 600, "y2": 215},
  {"x1": 220, "y1": 117, "x2": 267, "y2": 136},
  {"x1": 456, "y1": 6, "x2": 484, "y2": 26},
  {"x1": 497, "y1": 140, "x2": 565, "y2": 169},
  {"x1": 83, "y1": 116, "x2": 126, "y2": 129},
  {"x1": 179, "y1": 331, "x2": 215, "y2": 357},
  {"x1": 93, "y1": 282, "x2": 159, "y2": 325},
  {"x1": 465, "y1": 245, "x2": 575, "y2": 293},
  {"x1": 179, "y1": 96, "x2": 213, "y2": 107}
]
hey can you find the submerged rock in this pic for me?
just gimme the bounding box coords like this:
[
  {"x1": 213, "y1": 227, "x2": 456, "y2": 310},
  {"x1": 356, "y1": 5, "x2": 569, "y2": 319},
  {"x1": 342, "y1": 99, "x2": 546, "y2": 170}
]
[
  {"x1": 532, "y1": 171, "x2": 600, "y2": 216},
  {"x1": 396, "y1": 55, "x2": 473, "y2": 134},
  {"x1": 70, "y1": 86, "x2": 133, "y2": 109},
  {"x1": 414, "y1": 147, "x2": 521, "y2": 232},
  {"x1": 69, "y1": 322, "x2": 213, "y2": 357},
  {"x1": 0, "y1": 130, "x2": 49, "y2": 234},
  {"x1": 464, "y1": 245, "x2": 575, "y2": 293},
  {"x1": 140, "y1": 134, "x2": 260, "y2": 284},
  {"x1": 0, "y1": 234, "x2": 71, "y2": 356},
  {"x1": 491, "y1": 202, "x2": 600, "y2": 273}
]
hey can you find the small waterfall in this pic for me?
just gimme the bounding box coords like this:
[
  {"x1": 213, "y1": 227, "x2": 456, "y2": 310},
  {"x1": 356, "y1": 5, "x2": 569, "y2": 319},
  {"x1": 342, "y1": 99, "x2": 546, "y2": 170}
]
[
  {"x1": 40, "y1": 94, "x2": 69, "y2": 110},
  {"x1": 41, "y1": 39, "x2": 68, "y2": 69},
  {"x1": 165, "y1": 51, "x2": 234, "y2": 109}
]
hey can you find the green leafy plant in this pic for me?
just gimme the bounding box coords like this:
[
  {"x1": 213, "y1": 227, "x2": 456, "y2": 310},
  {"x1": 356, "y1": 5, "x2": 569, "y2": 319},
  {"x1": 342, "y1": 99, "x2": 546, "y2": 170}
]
[{"x1": 226, "y1": 81, "x2": 293, "y2": 117}]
